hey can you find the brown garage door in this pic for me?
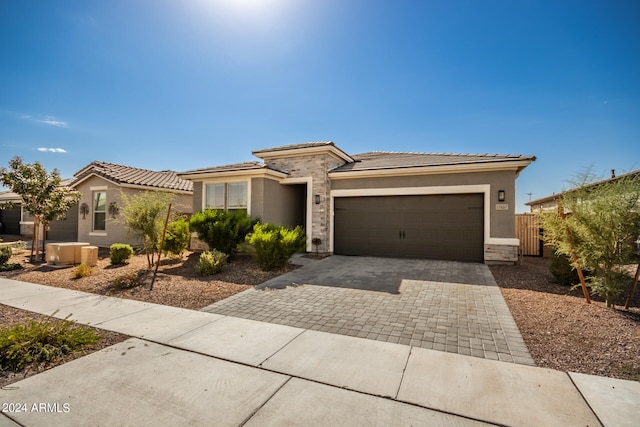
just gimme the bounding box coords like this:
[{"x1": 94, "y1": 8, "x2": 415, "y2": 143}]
[{"x1": 334, "y1": 194, "x2": 484, "y2": 262}]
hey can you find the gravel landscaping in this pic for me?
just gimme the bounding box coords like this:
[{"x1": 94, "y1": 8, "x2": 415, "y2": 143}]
[
  {"x1": 490, "y1": 256, "x2": 640, "y2": 382},
  {"x1": 2, "y1": 244, "x2": 639, "y2": 383}
]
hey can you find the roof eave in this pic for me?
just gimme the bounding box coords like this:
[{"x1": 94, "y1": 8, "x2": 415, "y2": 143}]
[
  {"x1": 178, "y1": 167, "x2": 288, "y2": 181},
  {"x1": 329, "y1": 159, "x2": 535, "y2": 179},
  {"x1": 253, "y1": 144, "x2": 354, "y2": 164}
]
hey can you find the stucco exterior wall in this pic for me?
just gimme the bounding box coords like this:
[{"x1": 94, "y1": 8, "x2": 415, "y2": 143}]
[
  {"x1": 76, "y1": 176, "x2": 192, "y2": 247},
  {"x1": 330, "y1": 170, "x2": 518, "y2": 239},
  {"x1": 76, "y1": 176, "x2": 138, "y2": 247},
  {"x1": 251, "y1": 177, "x2": 304, "y2": 227},
  {"x1": 48, "y1": 203, "x2": 79, "y2": 241}
]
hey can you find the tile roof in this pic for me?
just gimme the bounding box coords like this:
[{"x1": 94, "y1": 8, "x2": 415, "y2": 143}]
[
  {"x1": 74, "y1": 161, "x2": 193, "y2": 192},
  {"x1": 526, "y1": 168, "x2": 640, "y2": 206},
  {"x1": 331, "y1": 151, "x2": 536, "y2": 172}
]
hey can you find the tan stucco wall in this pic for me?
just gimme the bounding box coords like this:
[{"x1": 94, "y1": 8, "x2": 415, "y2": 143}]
[
  {"x1": 76, "y1": 176, "x2": 192, "y2": 248},
  {"x1": 251, "y1": 177, "x2": 304, "y2": 227},
  {"x1": 330, "y1": 170, "x2": 518, "y2": 239}
]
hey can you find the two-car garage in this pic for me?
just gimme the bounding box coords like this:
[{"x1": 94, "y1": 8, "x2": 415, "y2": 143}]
[{"x1": 333, "y1": 193, "x2": 484, "y2": 262}]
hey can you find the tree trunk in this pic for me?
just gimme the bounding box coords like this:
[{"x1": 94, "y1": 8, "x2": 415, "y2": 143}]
[
  {"x1": 41, "y1": 219, "x2": 47, "y2": 261},
  {"x1": 30, "y1": 216, "x2": 38, "y2": 262}
]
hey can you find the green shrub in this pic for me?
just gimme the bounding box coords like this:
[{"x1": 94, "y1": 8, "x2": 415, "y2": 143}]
[
  {"x1": 0, "y1": 263, "x2": 22, "y2": 272},
  {"x1": 189, "y1": 209, "x2": 254, "y2": 257},
  {"x1": 550, "y1": 250, "x2": 593, "y2": 286},
  {"x1": 247, "y1": 223, "x2": 307, "y2": 271},
  {"x1": 550, "y1": 251, "x2": 580, "y2": 286},
  {"x1": 0, "y1": 245, "x2": 12, "y2": 265},
  {"x1": 161, "y1": 217, "x2": 190, "y2": 257},
  {"x1": 110, "y1": 243, "x2": 133, "y2": 265},
  {"x1": 0, "y1": 314, "x2": 102, "y2": 372},
  {"x1": 71, "y1": 263, "x2": 93, "y2": 279},
  {"x1": 109, "y1": 272, "x2": 143, "y2": 289},
  {"x1": 195, "y1": 250, "x2": 228, "y2": 275}
]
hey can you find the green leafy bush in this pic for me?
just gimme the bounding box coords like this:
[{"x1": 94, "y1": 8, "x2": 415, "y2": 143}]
[
  {"x1": 247, "y1": 223, "x2": 307, "y2": 271},
  {"x1": 0, "y1": 263, "x2": 22, "y2": 272},
  {"x1": 71, "y1": 263, "x2": 93, "y2": 279},
  {"x1": 109, "y1": 272, "x2": 144, "y2": 289},
  {"x1": 189, "y1": 209, "x2": 254, "y2": 257},
  {"x1": 110, "y1": 243, "x2": 133, "y2": 265},
  {"x1": 195, "y1": 250, "x2": 228, "y2": 275},
  {"x1": 0, "y1": 245, "x2": 12, "y2": 265},
  {"x1": 0, "y1": 315, "x2": 101, "y2": 372},
  {"x1": 161, "y1": 216, "x2": 190, "y2": 257},
  {"x1": 549, "y1": 250, "x2": 580, "y2": 286}
]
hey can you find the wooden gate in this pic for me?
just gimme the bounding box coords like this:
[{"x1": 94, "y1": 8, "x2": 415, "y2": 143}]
[{"x1": 516, "y1": 213, "x2": 541, "y2": 256}]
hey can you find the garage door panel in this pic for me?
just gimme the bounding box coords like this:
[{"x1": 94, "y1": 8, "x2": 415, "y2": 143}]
[{"x1": 334, "y1": 194, "x2": 484, "y2": 262}]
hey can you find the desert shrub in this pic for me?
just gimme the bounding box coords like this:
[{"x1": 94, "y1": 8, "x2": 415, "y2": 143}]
[
  {"x1": 0, "y1": 245, "x2": 12, "y2": 265},
  {"x1": 550, "y1": 250, "x2": 580, "y2": 286},
  {"x1": 71, "y1": 263, "x2": 93, "y2": 279},
  {"x1": 161, "y1": 216, "x2": 190, "y2": 257},
  {"x1": 189, "y1": 209, "x2": 254, "y2": 257},
  {"x1": 0, "y1": 263, "x2": 22, "y2": 272},
  {"x1": 247, "y1": 223, "x2": 307, "y2": 271},
  {"x1": 0, "y1": 314, "x2": 101, "y2": 372},
  {"x1": 110, "y1": 243, "x2": 133, "y2": 265},
  {"x1": 195, "y1": 250, "x2": 228, "y2": 275},
  {"x1": 109, "y1": 272, "x2": 143, "y2": 289}
]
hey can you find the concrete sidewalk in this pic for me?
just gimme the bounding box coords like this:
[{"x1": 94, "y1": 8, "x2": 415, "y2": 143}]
[{"x1": 1, "y1": 278, "x2": 639, "y2": 426}]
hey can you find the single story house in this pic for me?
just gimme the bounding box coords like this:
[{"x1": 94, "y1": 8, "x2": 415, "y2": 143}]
[
  {"x1": 1, "y1": 161, "x2": 193, "y2": 247},
  {"x1": 526, "y1": 169, "x2": 640, "y2": 212},
  {"x1": 178, "y1": 141, "x2": 535, "y2": 264},
  {"x1": 71, "y1": 161, "x2": 193, "y2": 247}
]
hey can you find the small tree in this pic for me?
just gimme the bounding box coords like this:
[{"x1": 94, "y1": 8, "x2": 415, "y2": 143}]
[
  {"x1": 119, "y1": 190, "x2": 174, "y2": 268},
  {"x1": 538, "y1": 171, "x2": 640, "y2": 307},
  {"x1": 0, "y1": 157, "x2": 80, "y2": 261}
]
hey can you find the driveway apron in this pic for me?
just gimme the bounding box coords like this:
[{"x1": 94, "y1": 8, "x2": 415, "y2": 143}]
[{"x1": 202, "y1": 256, "x2": 534, "y2": 365}]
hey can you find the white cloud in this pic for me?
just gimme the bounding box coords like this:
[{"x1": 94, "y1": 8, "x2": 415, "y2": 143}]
[
  {"x1": 18, "y1": 113, "x2": 69, "y2": 128},
  {"x1": 37, "y1": 147, "x2": 67, "y2": 153},
  {"x1": 39, "y1": 117, "x2": 69, "y2": 128}
]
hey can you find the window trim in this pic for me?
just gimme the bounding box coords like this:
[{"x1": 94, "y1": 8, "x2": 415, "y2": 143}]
[{"x1": 92, "y1": 190, "x2": 107, "y2": 232}]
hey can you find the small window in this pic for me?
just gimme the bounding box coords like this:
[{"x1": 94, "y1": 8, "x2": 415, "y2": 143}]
[
  {"x1": 227, "y1": 182, "x2": 247, "y2": 212},
  {"x1": 205, "y1": 184, "x2": 225, "y2": 209},
  {"x1": 93, "y1": 191, "x2": 106, "y2": 231}
]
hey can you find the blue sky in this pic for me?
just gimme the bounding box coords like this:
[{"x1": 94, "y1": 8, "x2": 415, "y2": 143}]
[{"x1": 1, "y1": 0, "x2": 639, "y2": 212}]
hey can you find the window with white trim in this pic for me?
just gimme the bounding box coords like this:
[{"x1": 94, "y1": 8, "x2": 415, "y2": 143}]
[
  {"x1": 93, "y1": 191, "x2": 106, "y2": 231},
  {"x1": 205, "y1": 182, "x2": 247, "y2": 213}
]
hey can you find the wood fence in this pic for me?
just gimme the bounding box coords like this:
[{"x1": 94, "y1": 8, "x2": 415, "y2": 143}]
[{"x1": 516, "y1": 213, "x2": 541, "y2": 256}]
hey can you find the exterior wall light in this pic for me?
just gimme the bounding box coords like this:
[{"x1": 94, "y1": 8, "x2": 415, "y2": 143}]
[
  {"x1": 315, "y1": 194, "x2": 320, "y2": 204},
  {"x1": 498, "y1": 190, "x2": 505, "y2": 202}
]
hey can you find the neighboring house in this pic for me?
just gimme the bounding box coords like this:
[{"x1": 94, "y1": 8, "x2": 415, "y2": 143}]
[
  {"x1": 178, "y1": 141, "x2": 535, "y2": 264},
  {"x1": 72, "y1": 161, "x2": 193, "y2": 247},
  {"x1": 1, "y1": 162, "x2": 194, "y2": 247},
  {"x1": 0, "y1": 189, "x2": 25, "y2": 236},
  {"x1": 526, "y1": 169, "x2": 640, "y2": 212}
]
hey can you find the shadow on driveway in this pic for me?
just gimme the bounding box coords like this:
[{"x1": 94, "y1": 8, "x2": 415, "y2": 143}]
[{"x1": 256, "y1": 255, "x2": 494, "y2": 294}]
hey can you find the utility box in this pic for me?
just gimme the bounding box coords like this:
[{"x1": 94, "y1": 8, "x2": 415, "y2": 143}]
[
  {"x1": 46, "y1": 242, "x2": 90, "y2": 265},
  {"x1": 80, "y1": 246, "x2": 99, "y2": 267}
]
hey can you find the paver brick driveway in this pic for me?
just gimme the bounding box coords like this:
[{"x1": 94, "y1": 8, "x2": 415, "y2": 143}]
[{"x1": 202, "y1": 256, "x2": 534, "y2": 365}]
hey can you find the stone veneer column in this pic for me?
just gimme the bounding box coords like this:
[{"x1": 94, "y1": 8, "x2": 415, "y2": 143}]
[{"x1": 265, "y1": 154, "x2": 344, "y2": 254}]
